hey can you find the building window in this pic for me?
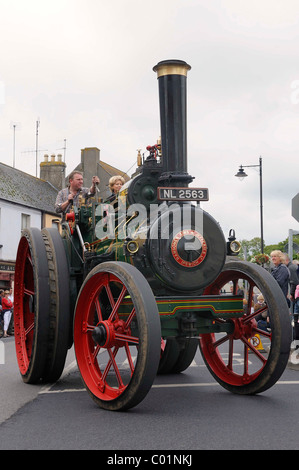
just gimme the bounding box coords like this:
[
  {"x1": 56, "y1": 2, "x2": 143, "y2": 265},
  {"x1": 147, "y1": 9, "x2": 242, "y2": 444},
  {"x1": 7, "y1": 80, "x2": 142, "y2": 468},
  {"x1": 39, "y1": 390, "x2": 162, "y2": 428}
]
[{"x1": 21, "y1": 213, "x2": 31, "y2": 231}]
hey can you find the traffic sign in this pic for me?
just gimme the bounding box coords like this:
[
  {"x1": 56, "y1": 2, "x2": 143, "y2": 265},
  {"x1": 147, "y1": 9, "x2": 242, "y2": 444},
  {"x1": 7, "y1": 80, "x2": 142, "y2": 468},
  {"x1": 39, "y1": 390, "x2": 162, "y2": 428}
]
[{"x1": 292, "y1": 193, "x2": 299, "y2": 222}]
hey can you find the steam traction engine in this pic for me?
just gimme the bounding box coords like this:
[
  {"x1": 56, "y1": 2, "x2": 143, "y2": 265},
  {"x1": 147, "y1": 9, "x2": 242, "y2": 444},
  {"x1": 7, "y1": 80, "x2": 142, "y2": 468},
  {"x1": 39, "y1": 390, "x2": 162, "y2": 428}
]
[{"x1": 14, "y1": 60, "x2": 291, "y2": 411}]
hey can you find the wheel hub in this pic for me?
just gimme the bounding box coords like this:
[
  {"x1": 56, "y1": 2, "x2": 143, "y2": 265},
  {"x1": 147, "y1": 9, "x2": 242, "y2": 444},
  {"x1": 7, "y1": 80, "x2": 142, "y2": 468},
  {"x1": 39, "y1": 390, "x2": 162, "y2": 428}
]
[
  {"x1": 92, "y1": 320, "x2": 130, "y2": 348},
  {"x1": 92, "y1": 323, "x2": 108, "y2": 346},
  {"x1": 232, "y1": 317, "x2": 256, "y2": 341}
]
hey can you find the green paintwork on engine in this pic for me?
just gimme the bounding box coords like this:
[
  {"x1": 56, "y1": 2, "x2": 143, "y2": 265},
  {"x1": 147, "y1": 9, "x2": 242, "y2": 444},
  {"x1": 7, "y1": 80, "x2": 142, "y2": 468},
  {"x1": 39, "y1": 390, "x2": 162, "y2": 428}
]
[{"x1": 117, "y1": 295, "x2": 243, "y2": 337}]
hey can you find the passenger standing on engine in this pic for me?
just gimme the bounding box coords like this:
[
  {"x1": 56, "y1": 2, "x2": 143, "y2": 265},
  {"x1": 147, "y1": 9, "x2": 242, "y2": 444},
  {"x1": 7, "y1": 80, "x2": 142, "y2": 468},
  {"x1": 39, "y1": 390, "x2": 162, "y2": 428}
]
[
  {"x1": 55, "y1": 171, "x2": 100, "y2": 218},
  {"x1": 270, "y1": 250, "x2": 290, "y2": 302},
  {"x1": 107, "y1": 175, "x2": 125, "y2": 202}
]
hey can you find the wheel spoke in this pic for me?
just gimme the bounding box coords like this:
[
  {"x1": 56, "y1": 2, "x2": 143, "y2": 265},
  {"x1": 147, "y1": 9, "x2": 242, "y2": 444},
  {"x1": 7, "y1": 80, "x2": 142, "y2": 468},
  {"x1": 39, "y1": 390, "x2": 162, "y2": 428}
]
[
  {"x1": 253, "y1": 326, "x2": 271, "y2": 339},
  {"x1": 114, "y1": 332, "x2": 139, "y2": 345},
  {"x1": 24, "y1": 321, "x2": 34, "y2": 337},
  {"x1": 104, "y1": 278, "x2": 127, "y2": 322},
  {"x1": 212, "y1": 333, "x2": 229, "y2": 349},
  {"x1": 243, "y1": 305, "x2": 268, "y2": 324},
  {"x1": 109, "y1": 285, "x2": 127, "y2": 322},
  {"x1": 227, "y1": 336, "x2": 234, "y2": 370},
  {"x1": 84, "y1": 322, "x2": 96, "y2": 333},
  {"x1": 94, "y1": 297, "x2": 103, "y2": 322},
  {"x1": 246, "y1": 282, "x2": 254, "y2": 316},
  {"x1": 243, "y1": 342, "x2": 249, "y2": 375},
  {"x1": 241, "y1": 335, "x2": 267, "y2": 364},
  {"x1": 92, "y1": 344, "x2": 101, "y2": 362},
  {"x1": 102, "y1": 347, "x2": 117, "y2": 382},
  {"x1": 124, "y1": 343, "x2": 136, "y2": 374},
  {"x1": 24, "y1": 287, "x2": 35, "y2": 297},
  {"x1": 106, "y1": 347, "x2": 125, "y2": 389},
  {"x1": 125, "y1": 307, "x2": 136, "y2": 328},
  {"x1": 104, "y1": 276, "x2": 114, "y2": 305}
]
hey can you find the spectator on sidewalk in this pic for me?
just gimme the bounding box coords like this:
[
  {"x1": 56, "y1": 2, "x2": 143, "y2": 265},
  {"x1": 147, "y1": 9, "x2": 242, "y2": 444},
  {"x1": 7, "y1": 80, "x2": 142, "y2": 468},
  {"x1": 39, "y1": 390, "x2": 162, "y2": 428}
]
[
  {"x1": 270, "y1": 250, "x2": 290, "y2": 302},
  {"x1": 1, "y1": 290, "x2": 13, "y2": 338},
  {"x1": 283, "y1": 253, "x2": 299, "y2": 309}
]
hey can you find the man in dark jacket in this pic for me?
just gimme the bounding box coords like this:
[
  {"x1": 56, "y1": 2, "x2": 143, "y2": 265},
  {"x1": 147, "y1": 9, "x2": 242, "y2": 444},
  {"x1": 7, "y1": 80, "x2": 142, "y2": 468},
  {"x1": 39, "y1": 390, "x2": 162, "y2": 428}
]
[{"x1": 270, "y1": 250, "x2": 290, "y2": 301}]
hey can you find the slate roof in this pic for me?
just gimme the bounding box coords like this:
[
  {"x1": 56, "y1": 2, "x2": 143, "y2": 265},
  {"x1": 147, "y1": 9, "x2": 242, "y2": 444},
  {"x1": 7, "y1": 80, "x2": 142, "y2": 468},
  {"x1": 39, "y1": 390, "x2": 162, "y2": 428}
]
[
  {"x1": 99, "y1": 161, "x2": 130, "y2": 180},
  {"x1": 0, "y1": 162, "x2": 58, "y2": 215}
]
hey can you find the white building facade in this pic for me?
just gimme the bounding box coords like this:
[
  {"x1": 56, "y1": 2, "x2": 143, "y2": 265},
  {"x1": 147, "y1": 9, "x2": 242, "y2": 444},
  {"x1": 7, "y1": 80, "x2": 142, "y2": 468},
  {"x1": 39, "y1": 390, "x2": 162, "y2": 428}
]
[
  {"x1": 0, "y1": 199, "x2": 42, "y2": 261},
  {"x1": 0, "y1": 162, "x2": 59, "y2": 290}
]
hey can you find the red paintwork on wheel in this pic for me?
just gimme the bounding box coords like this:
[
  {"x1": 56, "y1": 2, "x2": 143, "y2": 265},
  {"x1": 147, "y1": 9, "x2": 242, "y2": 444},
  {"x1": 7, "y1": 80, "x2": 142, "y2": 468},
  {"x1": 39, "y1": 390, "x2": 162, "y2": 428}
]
[
  {"x1": 200, "y1": 269, "x2": 271, "y2": 386},
  {"x1": 14, "y1": 236, "x2": 35, "y2": 375},
  {"x1": 74, "y1": 272, "x2": 139, "y2": 402}
]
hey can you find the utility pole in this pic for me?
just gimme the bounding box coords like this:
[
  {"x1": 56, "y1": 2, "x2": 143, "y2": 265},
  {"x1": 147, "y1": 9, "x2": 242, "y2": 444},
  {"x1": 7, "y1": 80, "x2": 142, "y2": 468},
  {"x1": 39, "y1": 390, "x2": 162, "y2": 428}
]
[
  {"x1": 21, "y1": 119, "x2": 47, "y2": 177},
  {"x1": 36, "y1": 118, "x2": 40, "y2": 177}
]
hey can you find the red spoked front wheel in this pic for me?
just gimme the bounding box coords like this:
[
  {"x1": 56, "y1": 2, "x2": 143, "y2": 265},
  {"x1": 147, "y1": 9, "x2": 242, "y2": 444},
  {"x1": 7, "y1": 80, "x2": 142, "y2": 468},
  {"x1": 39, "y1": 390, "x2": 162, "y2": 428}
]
[
  {"x1": 74, "y1": 262, "x2": 161, "y2": 411},
  {"x1": 200, "y1": 260, "x2": 291, "y2": 394}
]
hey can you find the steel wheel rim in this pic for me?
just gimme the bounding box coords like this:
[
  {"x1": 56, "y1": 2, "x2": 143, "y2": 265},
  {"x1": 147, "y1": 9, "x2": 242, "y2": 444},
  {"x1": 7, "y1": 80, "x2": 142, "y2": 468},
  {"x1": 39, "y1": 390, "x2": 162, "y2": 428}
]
[
  {"x1": 14, "y1": 235, "x2": 35, "y2": 374},
  {"x1": 74, "y1": 271, "x2": 143, "y2": 402}
]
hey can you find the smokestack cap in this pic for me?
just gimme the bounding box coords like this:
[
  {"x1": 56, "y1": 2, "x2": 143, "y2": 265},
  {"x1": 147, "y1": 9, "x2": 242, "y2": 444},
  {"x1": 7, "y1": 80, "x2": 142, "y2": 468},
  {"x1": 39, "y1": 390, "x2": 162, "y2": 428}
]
[{"x1": 153, "y1": 59, "x2": 191, "y2": 78}]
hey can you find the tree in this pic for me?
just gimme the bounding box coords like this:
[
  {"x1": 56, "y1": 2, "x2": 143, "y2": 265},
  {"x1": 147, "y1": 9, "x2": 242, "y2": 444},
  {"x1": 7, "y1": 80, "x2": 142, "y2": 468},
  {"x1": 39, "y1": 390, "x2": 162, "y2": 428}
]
[
  {"x1": 238, "y1": 237, "x2": 263, "y2": 261},
  {"x1": 238, "y1": 235, "x2": 299, "y2": 261}
]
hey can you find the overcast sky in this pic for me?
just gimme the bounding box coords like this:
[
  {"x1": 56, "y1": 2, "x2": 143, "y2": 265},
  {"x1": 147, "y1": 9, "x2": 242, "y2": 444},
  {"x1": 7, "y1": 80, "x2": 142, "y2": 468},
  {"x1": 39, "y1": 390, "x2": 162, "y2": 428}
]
[{"x1": 0, "y1": 0, "x2": 299, "y2": 246}]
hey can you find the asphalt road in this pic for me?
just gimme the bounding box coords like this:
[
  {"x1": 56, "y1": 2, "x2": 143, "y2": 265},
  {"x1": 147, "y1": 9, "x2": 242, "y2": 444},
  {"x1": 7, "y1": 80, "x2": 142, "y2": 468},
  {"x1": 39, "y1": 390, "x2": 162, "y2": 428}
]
[{"x1": 1, "y1": 335, "x2": 299, "y2": 451}]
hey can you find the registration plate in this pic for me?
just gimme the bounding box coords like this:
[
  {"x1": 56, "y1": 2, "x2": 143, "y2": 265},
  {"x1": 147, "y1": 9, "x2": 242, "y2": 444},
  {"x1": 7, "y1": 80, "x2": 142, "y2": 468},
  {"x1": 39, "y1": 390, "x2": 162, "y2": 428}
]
[{"x1": 158, "y1": 187, "x2": 209, "y2": 201}]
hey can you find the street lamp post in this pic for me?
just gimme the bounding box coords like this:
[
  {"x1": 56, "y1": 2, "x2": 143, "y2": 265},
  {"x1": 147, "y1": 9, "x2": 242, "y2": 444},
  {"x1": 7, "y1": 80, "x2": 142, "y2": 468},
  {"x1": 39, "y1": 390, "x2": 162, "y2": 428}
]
[{"x1": 235, "y1": 156, "x2": 264, "y2": 254}]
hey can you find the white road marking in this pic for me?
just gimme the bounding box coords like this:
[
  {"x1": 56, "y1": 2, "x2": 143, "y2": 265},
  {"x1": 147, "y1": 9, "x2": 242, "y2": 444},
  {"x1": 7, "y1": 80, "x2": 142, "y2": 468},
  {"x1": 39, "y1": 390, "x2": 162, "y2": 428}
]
[
  {"x1": 39, "y1": 380, "x2": 299, "y2": 394},
  {"x1": 38, "y1": 353, "x2": 299, "y2": 395}
]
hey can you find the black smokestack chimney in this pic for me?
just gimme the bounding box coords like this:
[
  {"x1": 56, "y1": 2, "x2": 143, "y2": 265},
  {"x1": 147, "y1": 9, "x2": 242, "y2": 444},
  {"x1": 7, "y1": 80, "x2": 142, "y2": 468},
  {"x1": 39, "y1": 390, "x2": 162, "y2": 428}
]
[{"x1": 153, "y1": 59, "x2": 193, "y2": 186}]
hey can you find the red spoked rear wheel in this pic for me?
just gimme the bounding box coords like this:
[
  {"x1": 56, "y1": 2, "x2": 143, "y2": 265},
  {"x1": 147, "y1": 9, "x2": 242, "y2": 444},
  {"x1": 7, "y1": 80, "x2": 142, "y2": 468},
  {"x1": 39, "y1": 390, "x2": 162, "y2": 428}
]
[
  {"x1": 200, "y1": 260, "x2": 291, "y2": 394},
  {"x1": 74, "y1": 262, "x2": 161, "y2": 411},
  {"x1": 14, "y1": 229, "x2": 50, "y2": 383}
]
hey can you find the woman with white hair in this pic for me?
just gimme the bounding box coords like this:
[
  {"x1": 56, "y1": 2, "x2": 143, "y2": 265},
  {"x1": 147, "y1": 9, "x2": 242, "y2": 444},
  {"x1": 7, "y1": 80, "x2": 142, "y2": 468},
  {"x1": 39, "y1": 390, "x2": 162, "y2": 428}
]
[
  {"x1": 107, "y1": 175, "x2": 125, "y2": 202},
  {"x1": 109, "y1": 175, "x2": 125, "y2": 194}
]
